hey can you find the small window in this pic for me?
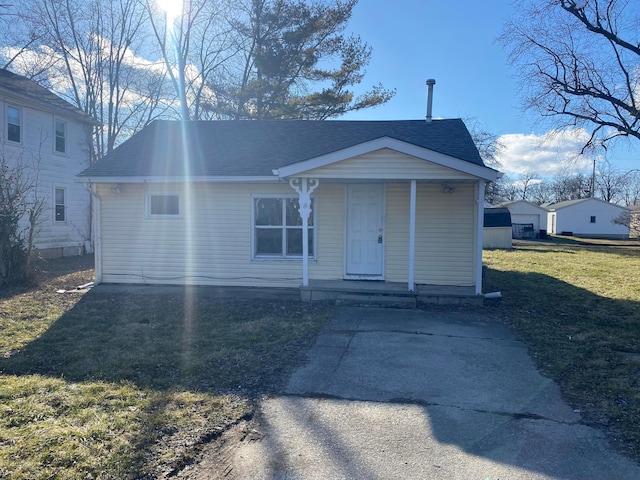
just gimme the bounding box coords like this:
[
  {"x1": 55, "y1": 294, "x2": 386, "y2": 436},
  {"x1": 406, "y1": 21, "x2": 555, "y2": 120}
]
[
  {"x1": 147, "y1": 193, "x2": 180, "y2": 217},
  {"x1": 7, "y1": 105, "x2": 21, "y2": 143},
  {"x1": 55, "y1": 187, "x2": 66, "y2": 222},
  {"x1": 55, "y1": 119, "x2": 66, "y2": 153},
  {"x1": 253, "y1": 196, "x2": 315, "y2": 259},
  {"x1": 590, "y1": 216, "x2": 596, "y2": 223}
]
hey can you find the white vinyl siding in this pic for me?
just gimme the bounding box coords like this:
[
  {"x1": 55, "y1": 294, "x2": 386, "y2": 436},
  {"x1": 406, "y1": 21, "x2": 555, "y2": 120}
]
[
  {"x1": 385, "y1": 183, "x2": 475, "y2": 285},
  {"x1": 298, "y1": 149, "x2": 477, "y2": 180},
  {"x1": 1, "y1": 97, "x2": 91, "y2": 251},
  {"x1": 100, "y1": 183, "x2": 344, "y2": 286},
  {"x1": 98, "y1": 181, "x2": 476, "y2": 287}
]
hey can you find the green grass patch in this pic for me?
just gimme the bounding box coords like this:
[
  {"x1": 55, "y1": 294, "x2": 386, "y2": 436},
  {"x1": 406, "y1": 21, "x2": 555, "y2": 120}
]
[
  {"x1": 483, "y1": 244, "x2": 640, "y2": 460},
  {"x1": 0, "y1": 256, "x2": 333, "y2": 478}
]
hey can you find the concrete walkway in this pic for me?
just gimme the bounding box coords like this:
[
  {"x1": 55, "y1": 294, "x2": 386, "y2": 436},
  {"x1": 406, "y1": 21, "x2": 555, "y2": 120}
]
[{"x1": 195, "y1": 307, "x2": 640, "y2": 479}]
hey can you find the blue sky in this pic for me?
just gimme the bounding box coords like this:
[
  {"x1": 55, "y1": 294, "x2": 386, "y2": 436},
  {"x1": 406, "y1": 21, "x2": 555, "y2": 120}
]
[{"x1": 341, "y1": 1, "x2": 639, "y2": 177}]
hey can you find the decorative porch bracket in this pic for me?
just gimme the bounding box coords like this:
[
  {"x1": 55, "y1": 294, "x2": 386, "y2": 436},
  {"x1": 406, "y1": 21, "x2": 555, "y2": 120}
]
[{"x1": 289, "y1": 178, "x2": 319, "y2": 287}]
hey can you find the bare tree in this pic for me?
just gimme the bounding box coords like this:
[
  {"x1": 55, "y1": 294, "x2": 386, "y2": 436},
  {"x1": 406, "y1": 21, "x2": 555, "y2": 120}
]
[
  {"x1": 619, "y1": 169, "x2": 640, "y2": 206},
  {"x1": 551, "y1": 171, "x2": 592, "y2": 202},
  {"x1": 0, "y1": 152, "x2": 44, "y2": 284},
  {"x1": 509, "y1": 171, "x2": 541, "y2": 201},
  {"x1": 595, "y1": 160, "x2": 627, "y2": 202},
  {"x1": 4, "y1": 0, "x2": 169, "y2": 159},
  {"x1": 467, "y1": 119, "x2": 504, "y2": 169},
  {"x1": 146, "y1": 0, "x2": 238, "y2": 121},
  {"x1": 528, "y1": 180, "x2": 556, "y2": 204},
  {"x1": 501, "y1": 0, "x2": 640, "y2": 151}
]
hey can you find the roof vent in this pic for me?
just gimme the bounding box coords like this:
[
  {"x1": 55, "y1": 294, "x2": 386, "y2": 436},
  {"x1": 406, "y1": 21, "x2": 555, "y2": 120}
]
[{"x1": 425, "y1": 79, "x2": 436, "y2": 122}]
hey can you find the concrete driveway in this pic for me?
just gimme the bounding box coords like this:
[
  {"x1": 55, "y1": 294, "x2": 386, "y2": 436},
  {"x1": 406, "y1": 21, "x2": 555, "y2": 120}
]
[{"x1": 195, "y1": 307, "x2": 640, "y2": 479}]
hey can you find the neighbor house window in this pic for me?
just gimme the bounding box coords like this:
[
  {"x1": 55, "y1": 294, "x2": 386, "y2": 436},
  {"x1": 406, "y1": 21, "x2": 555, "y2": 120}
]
[
  {"x1": 55, "y1": 119, "x2": 66, "y2": 153},
  {"x1": 146, "y1": 193, "x2": 181, "y2": 217},
  {"x1": 55, "y1": 187, "x2": 66, "y2": 222},
  {"x1": 590, "y1": 216, "x2": 596, "y2": 223},
  {"x1": 7, "y1": 105, "x2": 21, "y2": 143},
  {"x1": 253, "y1": 196, "x2": 315, "y2": 258}
]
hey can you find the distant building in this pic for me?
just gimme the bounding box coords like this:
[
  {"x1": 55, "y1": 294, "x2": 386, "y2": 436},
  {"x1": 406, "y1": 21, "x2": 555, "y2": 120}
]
[
  {"x1": 0, "y1": 69, "x2": 97, "y2": 257},
  {"x1": 546, "y1": 198, "x2": 630, "y2": 239}
]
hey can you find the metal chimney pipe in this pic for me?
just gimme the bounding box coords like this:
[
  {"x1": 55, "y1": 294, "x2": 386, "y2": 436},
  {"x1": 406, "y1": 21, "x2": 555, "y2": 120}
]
[{"x1": 425, "y1": 79, "x2": 436, "y2": 122}]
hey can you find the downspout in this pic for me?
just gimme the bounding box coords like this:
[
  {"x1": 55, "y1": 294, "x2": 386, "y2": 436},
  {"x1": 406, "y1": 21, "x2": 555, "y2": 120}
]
[
  {"x1": 86, "y1": 183, "x2": 102, "y2": 285},
  {"x1": 475, "y1": 181, "x2": 485, "y2": 295}
]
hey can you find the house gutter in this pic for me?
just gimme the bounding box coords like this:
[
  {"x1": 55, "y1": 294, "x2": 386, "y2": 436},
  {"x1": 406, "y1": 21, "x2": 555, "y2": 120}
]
[{"x1": 76, "y1": 176, "x2": 281, "y2": 184}]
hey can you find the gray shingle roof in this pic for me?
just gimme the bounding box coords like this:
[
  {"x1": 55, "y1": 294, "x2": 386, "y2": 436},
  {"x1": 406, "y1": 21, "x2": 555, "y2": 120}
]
[
  {"x1": 79, "y1": 119, "x2": 485, "y2": 178},
  {"x1": 548, "y1": 198, "x2": 629, "y2": 210},
  {"x1": 0, "y1": 69, "x2": 96, "y2": 124}
]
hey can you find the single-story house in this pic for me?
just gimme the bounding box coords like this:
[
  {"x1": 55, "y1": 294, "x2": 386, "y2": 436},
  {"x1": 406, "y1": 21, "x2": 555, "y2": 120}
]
[
  {"x1": 78, "y1": 119, "x2": 499, "y2": 298},
  {"x1": 497, "y1": 200, "x2": 549, "y2": 239},
  {"x1": 547, "y1": 198, "x2": 630, "y2": 239},
  {"x1": 483, "y1": 207, "x2": 512, "y2": 249}
]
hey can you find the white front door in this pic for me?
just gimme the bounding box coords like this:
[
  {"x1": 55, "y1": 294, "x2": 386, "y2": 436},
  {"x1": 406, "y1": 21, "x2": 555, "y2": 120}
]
[{"x1": 345, "y1": 184, "x2": 384, "y2": 278}]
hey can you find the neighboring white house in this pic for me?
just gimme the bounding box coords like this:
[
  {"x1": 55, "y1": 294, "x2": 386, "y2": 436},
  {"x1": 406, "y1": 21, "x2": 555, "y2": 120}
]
[
  {"x1": 546, "y1": 198, "x2": 630, "y2": 239},
  {"x1": 0, "y1": 69, "x2": 96, "y2": 257},
  {"x1": 497, "y1": 200, "x2": 549, "y2": 239},
  {"x1": 78, "y1": 119, "x2": 499, "y2": 297}
]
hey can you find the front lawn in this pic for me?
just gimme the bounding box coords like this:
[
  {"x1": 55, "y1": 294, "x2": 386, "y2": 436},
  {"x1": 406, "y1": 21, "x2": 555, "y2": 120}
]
[
  {"x1": 0, "y1": 256, "x2": 333, "y2": 479},
  {"x1": 483, "y1": 242, "x2": 640, "y2": 461}
]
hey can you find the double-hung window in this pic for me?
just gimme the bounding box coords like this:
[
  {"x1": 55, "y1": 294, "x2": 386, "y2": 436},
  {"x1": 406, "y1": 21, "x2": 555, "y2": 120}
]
[
  {"x1": 55, "y1": 187, "x2": 66, "y2": 222},
  {"x1": 254, "y1": 196, "x2": 315, "y2": 259},
  {"x1": 55, "y1": 119, "x2": 66, "y2": 153},
  {"x1": 7, "y1": 105, "x2": 21, "y2": 143}
]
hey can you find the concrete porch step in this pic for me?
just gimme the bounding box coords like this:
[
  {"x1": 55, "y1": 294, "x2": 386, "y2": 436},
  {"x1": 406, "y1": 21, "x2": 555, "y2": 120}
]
[{"x1": 335, "y1": 293, "x2": 417, "y2": 309}]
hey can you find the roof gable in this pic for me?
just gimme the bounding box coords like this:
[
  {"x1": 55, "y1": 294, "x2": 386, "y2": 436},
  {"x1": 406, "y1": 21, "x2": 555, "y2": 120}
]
[
  {"x1": 549, "y1": 198, "x2": 630, "y2": 211},
  {"x1": 0, "y1": 69, "x2": 96, "y2": 124},
  {"x1": 277, "y1": 137, "x2": 497, "y2": 181},
  {"x1": 80, "y1": 119, "x2": 493, "y2": 181}
]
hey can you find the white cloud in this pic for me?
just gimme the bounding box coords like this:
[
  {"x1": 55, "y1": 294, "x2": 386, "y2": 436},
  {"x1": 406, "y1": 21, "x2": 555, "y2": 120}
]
[{"x1": 495, "y1": 129, "x2": 596, "y2": 178}]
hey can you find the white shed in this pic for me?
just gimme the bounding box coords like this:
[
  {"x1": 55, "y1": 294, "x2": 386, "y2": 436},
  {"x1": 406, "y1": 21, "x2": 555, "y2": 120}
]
[
  {"x1": 497, "y1": 200, "x2": 549, "y2": 239},
  {"x1": 547, "y1": 198, "x2": 630, "y2": 239}
]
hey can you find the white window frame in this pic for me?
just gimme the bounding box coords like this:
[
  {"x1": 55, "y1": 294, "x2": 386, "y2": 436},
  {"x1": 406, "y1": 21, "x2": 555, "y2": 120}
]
[
  {"x1": 7, "y1": 104, "x2": 21, "y2": 144},
  {"x1": 54, "y1": 187, "x2": 66, "y2": 223},
  {"x1": 145, "y1": 192, "x2": 182, "y2": 218},
  {"x1": 251, "y1": 194, "x2": 317, "y2": 261},
  {"x1": 54, "y1": 118, "x2": 67, "y2": 154}
]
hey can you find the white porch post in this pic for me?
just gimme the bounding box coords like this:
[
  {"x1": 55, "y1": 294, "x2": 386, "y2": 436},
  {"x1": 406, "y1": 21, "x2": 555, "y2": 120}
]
[
  {"x1": 289, "y1": 178, "x2": 319, "y2": 287},
  {"x1": 475, "y1": 180, "x2": 485, "y2": 295},
  {"x1": 408, "y1": 180, "x2": 416, "y2": 292}
]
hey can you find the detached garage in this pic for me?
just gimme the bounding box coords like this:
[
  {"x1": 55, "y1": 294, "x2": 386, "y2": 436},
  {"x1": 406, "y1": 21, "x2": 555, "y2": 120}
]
[{"x1": 498, "y1": 200, "x2": 549, "y2": 239}]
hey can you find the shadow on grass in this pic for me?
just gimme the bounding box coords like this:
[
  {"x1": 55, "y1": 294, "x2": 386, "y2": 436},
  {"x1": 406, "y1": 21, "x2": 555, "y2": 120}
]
[
  {"x1": 511, "y1": 244, "x2": 640, "y2": 258},
  {"x1": 483, "y1": 267, "x2": 640, "y2": 461},
  {"x1": 0, "y1": 288, "x2": 333, "y2": 477},
  {"x1": 1, "y1": 288, "x2": 331, "y2": 393}
]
